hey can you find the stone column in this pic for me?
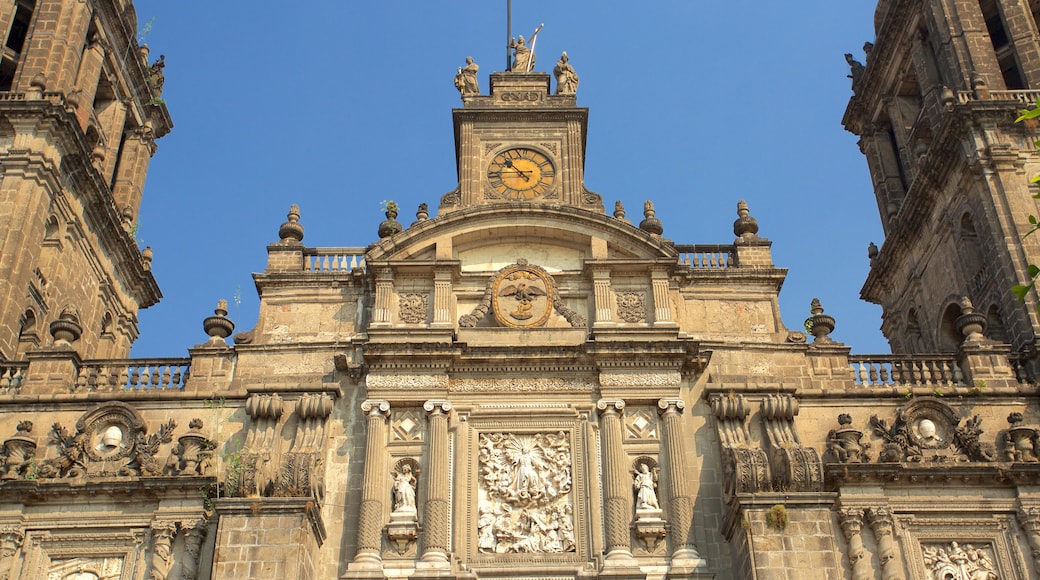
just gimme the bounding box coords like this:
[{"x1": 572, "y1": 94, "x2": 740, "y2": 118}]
[
  {"x1": 838, "y1": 508, "x2": 871, "y2": 580},
  {"x1": 868, "y1": 507, "x2": 904, "y2": 580},
  {"x1": 0, "y1": 526, "x2": 23, "y2": 580},
  {"x1": 373, "y1": 269, "x2": 394, "y2": 325},
  {"x1": 650, "y1": 268, "x2": 673, "y2": 325},
  {"x1": 658, "y1": 398, "x2": 704, "y2": 566},
  {"x1": 592, "y1": 268, "x2": 612, "y2": 325},
  {"x1": 596, "y1": 399, "x2": 633, "y2": 563},
  {"x1": 1017, "y1": 506, "x2": 1040, "y2": 574},
  {"x1": 148, "y1": 521, "x2": 177, "y2": 580},
  {"x1": 353, "y1": 400, "x2": 391, "y2": 567},
  {"x1": 180, "y1": 519, "x2": 208, "y2": 580},
  {"x1": 432, "y1": 269, "x2": 452, "y2": 326},
  {"x1": 420, "y1": 400, "x2": 452, "y2": 566}
]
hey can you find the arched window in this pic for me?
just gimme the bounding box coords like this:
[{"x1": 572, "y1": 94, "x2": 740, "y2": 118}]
[{"x1": 938, "y1": 302, "x2": 963, "y2": 352}]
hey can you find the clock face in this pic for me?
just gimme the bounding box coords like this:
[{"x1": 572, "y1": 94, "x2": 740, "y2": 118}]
[{"x1": 487, "y1": 147, "x2": 556, "y2": 200}]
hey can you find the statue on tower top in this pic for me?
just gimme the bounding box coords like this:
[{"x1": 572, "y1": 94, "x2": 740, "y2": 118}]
[{"x1": 509, "y1": 24, "x2": 543, "y2": 72}]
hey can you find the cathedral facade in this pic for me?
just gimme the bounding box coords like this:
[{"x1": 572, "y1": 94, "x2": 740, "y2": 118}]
[{"x1": 0, "y1": 1, "x2": 1039, "y2": 579}]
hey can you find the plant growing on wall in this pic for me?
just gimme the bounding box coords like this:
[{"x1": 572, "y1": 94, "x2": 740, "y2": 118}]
[{"x1": 1012, "y1": 101, "x2": 1040, "y2": 310}]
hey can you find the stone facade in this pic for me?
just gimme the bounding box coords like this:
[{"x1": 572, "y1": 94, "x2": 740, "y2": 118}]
[{"x1": 2, "y1": 1, "x2": 1040, "y2": 580}]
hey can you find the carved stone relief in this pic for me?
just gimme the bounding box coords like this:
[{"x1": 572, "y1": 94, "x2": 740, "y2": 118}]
[
  {"x1": 391, "y1": 409, "x2": 425, "y2": 441},
  {"x1": 398, "y1": 293, "x2": 428, "y2": 324},
  {"x1": 624, "y1": 409, "x2": 658, "y2": 440},
  {"x1": 615, "y1": 292, "x2": 645, "y2": 323},
  {"x1": 921, "y1": 542, "x2": 999, "y2": 579},
  {"x1": 870, "y1": 399, "x2": 996, "y2": 463},
  {"x1": 477, "y1": 432, "x2": 575, "y2": 554},
  {"x1": 36, "y1": 402, "x2": 183, "y2": 479},
  {"x1": 459, "y1": 259, "x2": 586, "y2": 329},
  {"x1": 47, "y1": 557, "x2": 123, "y2": 580}
]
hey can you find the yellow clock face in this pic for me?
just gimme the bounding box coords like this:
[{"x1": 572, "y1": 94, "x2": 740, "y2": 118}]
[{"x1": 487, "y1": 148, "x2": 556, "y2": 200}]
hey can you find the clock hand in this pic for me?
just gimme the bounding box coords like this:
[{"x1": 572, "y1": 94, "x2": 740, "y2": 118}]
[{"x1": 503, "y1": 159, "x2": 530, "y2": 181}]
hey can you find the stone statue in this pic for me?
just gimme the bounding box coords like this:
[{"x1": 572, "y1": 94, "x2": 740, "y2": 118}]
[
  {"x1": 633, "y1": 463, "x2": 660, "y2": 510},
  {"x1": 454, "y1": 56, "x2": 479, "y2": 97},
  {"x1": 845, "y1": 53, "x2": 864, "y2": 85},
  {"x1": 510, "y1": 36, "x2": 534, "y2": 72},
  {"x1": 392, "y1": 464, "x2": 416, "y2": 511},
  {"x1": 553, "y1": 51, "x2": 579, "y2": 95}
]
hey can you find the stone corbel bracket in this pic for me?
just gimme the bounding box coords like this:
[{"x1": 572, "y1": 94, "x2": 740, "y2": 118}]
[
  {"x1": 333, "y1": 353, "x2": 365, "y2": 385},
  {"x1": 760, "y1": 394, "x2": 822, "y2": 492},
  {"x1": 277, "y1": 393, "x2": 335, "y2": 502},
  {"x1": 709, "y1": 394, "x2": 770, "y2": 500},
  {"x1": 231, "y1": 393, "x2": 285, "y2": 497}
]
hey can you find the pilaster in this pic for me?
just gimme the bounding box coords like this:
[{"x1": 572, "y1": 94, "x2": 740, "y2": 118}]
[
  {"x1": 596, "y1": 399, "x2": 635, "y2": 564},
  {"x1": 419, "y1": 400, "x2": 451, "y2": 568}
]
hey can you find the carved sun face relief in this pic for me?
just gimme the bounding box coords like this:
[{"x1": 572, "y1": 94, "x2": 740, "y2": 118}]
[
  {"x1": 486, "y1": 147, "x2": 556, "y2": 200},
  {"x1": 492, "y1": 264, "x2": 553, "y2": 328}
]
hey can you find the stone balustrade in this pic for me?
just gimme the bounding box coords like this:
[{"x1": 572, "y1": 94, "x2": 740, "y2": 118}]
[
  {"x1": 0, "y1": 362, "x2": 27, "y2": 390},
  {"x1": 75, "y1": 358, "x2": 191, "y2": 391},
  {"x1": 956, "y1": 89, "x2": 1040, "y2": 104},
  {"x1": 675, "y1": 244, "x2": 735, "y2": 268},
  {"x1": 304, "y1": 248, "x2": 367, "y2": 273},
  {"x1": 848, "y1": 355, "x2": 964, "y2": 387}
]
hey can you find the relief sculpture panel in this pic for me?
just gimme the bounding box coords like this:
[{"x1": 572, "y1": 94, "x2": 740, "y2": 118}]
[{"x1": 477, "y1": 432, "x2": 575, "y2": 554}]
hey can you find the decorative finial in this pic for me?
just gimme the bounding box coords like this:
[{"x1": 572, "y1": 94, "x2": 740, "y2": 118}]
[
  {"x1": 955, "y1": 296, "x2": 987, "y2": 342},
  {"x1": 202, "y1": 299, "x2": 235, "y2": 344},
  {"x1": 416, "y1": 203, "x2": 429, "y2": 222},
  {"x1": 867, "y1": 241, "x2": 878, "y2": 261},
  {"x1": 613, "y1": 201, "x2": 628, "y2": 222},
  {"x1": 733, "y1": 200, "x2": 759, "y2": 238},
  {"x1": 29, "y1": 73, "x2": 46, "y2": 91},
  {"x1": 378, "y1": 201, "x2": 402, "y2": 239},
  {"x1": 49, "y1": 306, "x2": 82, "y2": 345},
  {"x1": 141, "y1": 246, "x2": 153, "y2": 271},
  {"x1": 639, "y1": 200, "x2": 663, "y2": 236},
  {"x1": 278, "y1": 204, "x2": 304, "y2": 243},
  {"x1": 806, "y1": 298, "x2": 836, "y2": 344}
]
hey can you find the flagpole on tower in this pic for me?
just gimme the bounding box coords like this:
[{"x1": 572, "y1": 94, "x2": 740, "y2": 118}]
[{"x1": 506, "y1": 0, "x2": 512, "y2": 71}]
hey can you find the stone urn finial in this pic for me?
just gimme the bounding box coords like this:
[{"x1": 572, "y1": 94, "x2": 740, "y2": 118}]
[
  {"x1": 639, "y1": 200, "x2": 663, "y2": 236},
  {"x1": 415, "y1": 203, "x2": 429, "y2": 223},
  {"x1": 378, "y1": 201, "x2": 402, "y2": 239},
  {"x1": 733, "y1": 199, "x2": 760, "y2": 238},
  {"x1": 49, "y1": 306, "x2": 82, "y2": 345},
  {"x1": 955, "y1": 296, "x2": 987, "y2": 342},
  {"x1": 807, "y1": 298, "x2": 836, "y2": 344},
  {"x1": 141, "y1": 246, "x2": 153, "y2": 271},
  {"x1": 867, "y1": 241, "x2": 878, "y2": 261},
  {"x1": 278, "y1": 204, "x2": 304, "y2": 243},
  {"x1": 613, "y1": 201, "x2": 627, "y2": 222},
  {"x1": 202, "y1": 299, "x2": 235, "y2": 344}
]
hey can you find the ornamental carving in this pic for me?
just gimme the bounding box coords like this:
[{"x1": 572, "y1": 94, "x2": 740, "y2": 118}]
[
  {"x1": 0, "y1": 421, "x2": 36, "y2": 480},
  {"x1": 477, "y1": 432, "x2": 575, "y2": 554},
  {"x1": 492, "y1": 265, "x2": 553, "y2": 328},
  {"x1": 459, "y1": 259, "x2": 586, "y2": 329},
  {"x1": 1003, "y1": 412, "x2": 1039, "y2": 462},
  {"x1": 870, "y1": 399, "x2": 995, "y2": 463},
  {"x1": 398, "y1": 293, "x2": 428, "y2": 324},
  {"x1": 48, "y1": 556, "x2": 123, "y2": 579},
  {"x1": 825, "y1": 414, "x2": 871, "y2": 464},
  {"x1": 37, "y1": 402, "x2": 176, "y2": 478},
  {"x1": 921, "y1": 542, "x2": 999, "y2": 579},
  {"x1": 616, "y1": 292, "x2": 645, "y2": 323}
]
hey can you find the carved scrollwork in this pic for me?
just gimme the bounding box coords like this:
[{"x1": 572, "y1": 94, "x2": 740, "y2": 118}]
[
  {"x1": 760, "y1": 394, "x2": 822, "y2": 492},
  {"x1": 460, "y1": 260, "x2": 586, "y2": 328},
  {"x1": 398, "y1": 293, "x2": 428, "y2": 324},
  {"x1": 871, "y1": 399, "x2": 995, "y2": 463}
]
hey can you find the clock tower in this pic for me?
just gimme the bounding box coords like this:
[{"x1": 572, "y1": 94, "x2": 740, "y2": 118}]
[{"x1": 440, "y1": 72, "x2": 603, "y2": 212}]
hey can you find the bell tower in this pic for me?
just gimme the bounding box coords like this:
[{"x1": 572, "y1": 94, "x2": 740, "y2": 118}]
[
  {"x1": 0, "y1": 0, "x2": 171, "y2": 360},
  {"x1": 844, "y1": 0, "x2": 1040, "y2": 355},
  {"x1": 440, "y1": 71, "x2": 603, "y2": 213}
]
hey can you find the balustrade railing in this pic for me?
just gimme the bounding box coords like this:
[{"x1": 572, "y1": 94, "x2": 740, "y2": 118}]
[
  {"x1": 0, "y1": 362, "x2": 27, "y2": 390},
  {"x1": 675, "y1": 244, "x2": 735, "y2": 269},
  {"x1": 76, "y1": 358, "x2": 191, "y2": 391},
  {"x1": 848, "y1": 355, "x2": 964, "y2": 387},
  {"x1": 957, "y1": 89, "x2": 1040, "y2": 105},
  {"x1": 304, "y1": 248, "x2": 367, "y2": 273}
]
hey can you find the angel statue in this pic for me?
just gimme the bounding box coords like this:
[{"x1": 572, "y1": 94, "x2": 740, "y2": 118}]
[{"x1": 633, "y1": 463, "x2": 660, "y2": 510}]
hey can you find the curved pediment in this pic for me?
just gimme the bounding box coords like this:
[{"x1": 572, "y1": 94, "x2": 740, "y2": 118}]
[{"x1": 365, "y1": 204, "x2": 677, "y2": 267}]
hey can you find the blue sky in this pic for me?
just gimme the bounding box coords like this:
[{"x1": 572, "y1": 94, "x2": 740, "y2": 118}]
[{"x1": 129, "y1": 1, "x2": 886, "y2": 356}]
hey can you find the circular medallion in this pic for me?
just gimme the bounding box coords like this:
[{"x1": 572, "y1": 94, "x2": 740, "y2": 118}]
[{"x1": 492, "y1": 264, "x2": 554, "y2": 328}]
